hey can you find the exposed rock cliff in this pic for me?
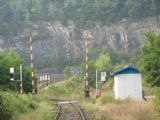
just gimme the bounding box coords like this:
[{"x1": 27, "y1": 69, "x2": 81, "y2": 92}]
[
  {"x1": 0, "y1": 17, "x2": 160, "y2": 69},
  {"x1": 90, "y1": 17, "x2": 160, "y2": 52}
]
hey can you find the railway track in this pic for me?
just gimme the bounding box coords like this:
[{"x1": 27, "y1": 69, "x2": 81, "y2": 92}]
[{"x1": 51, "y1": 99, "x2": 87, "y2": 120}]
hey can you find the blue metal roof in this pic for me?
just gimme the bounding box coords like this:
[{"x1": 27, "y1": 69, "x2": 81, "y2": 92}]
[{"x1": 110, "y1": 66, "x2": 140, "y2": 76}]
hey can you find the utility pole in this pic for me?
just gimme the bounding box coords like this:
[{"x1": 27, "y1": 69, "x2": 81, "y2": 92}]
[
  {"x1": 83, "y1": 32, "x2": 89, "y2": 97},
  {"x1": 29, "y1": 32, "x2": 35, "y2": 94}
]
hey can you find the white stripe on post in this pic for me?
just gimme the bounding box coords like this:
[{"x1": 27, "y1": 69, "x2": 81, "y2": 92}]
[
  {"x1": 86, "y1": 81, "x2": 88, "y2": 86},
  {"x1": 31, "y1": 54, "x2": 33, "y2": 60},
  {"x1": 86, "y1": 73, "x2": 88, "y2": 78},
  {"x1": 85, "y1": 32, "x2": 89, "y2": 97},
  {"x1": 30, "y1": 32, "x2": 35, "y2": 94},
  {"x1": 30, "y1": 46, "x2": 33, "y2": 51},
  {"x1": 86, "y1": 65, "x2": 88, "y2": 70}
]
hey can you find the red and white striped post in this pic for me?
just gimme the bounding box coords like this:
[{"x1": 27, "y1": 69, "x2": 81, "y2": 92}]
[
  {"x1": 84, "y1": 32, "x2": 89, "y2": 97},
  {"x1": 29, "y1": 32, "x2": 35, "y2": 94},
  {"x1": 20, "y1": 64, "x2": 23, "y2": 95},
  {"x1": 46, "y1": 73, "x2": 49, "y2": 86}
]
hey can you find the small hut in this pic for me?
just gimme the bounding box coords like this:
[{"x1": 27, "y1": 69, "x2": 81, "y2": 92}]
[{"x1": 111, "y1": 66, "x2": 142, "y2": 100}]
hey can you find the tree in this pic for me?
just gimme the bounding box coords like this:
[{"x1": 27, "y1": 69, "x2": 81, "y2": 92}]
[
  {"x1": 141, "y1": 32, "x2": 160, "y2": 86},
  {"x1": 0, "y1": 49, "x2": 22, "y2": 90},
  {"x1": 0, "y1": 49, "x2": 32, "y2": 93},
  {"x1": 95, "y1": 53, "x2": 111, "y2": 73}
]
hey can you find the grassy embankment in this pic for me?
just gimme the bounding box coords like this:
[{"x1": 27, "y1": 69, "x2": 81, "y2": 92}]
[
  {"x1": 44, "y1": 77, "x2": 160, "y2": 120},
  {"x1": 0, "y1": 89, "x2": 56, "y2": 120},
  {"x1": 1, "y1": 77, "x2": 160, "y2": 120}
]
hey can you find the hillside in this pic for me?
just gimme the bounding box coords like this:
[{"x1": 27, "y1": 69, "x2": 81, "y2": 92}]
[
  {"x1": 1, "y1": 1, "x2": 160, "y2": 120},
  {"x1": 0, "y1": 0, "x2": 160, "y2": 70}
]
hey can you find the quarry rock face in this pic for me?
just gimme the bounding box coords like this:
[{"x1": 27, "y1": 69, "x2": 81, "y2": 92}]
[
  {"x1": 0, "y1": 17, "x2": 160, "y2": 67},
  {"x1": 90, "y1": 16, "x2": 160, "y2": 52}
]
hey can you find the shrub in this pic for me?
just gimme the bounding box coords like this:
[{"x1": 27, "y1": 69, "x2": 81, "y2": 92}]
[
  {"x1": 48, "y1": 85, "x2": 65, "y2": 95},
  {"x1": 100, "y1": 93, "x2": 115, "y2": 104},
  {"x1": 0, "y1": 91, "x2": 40, "y2": 120},
  {"x1": 154, "y1": 88, "x2": 160, "y2": 113},
  {"x1": 0, "y1": 94, "x2": 13, "y2": 120},
  {"x1": 63, "y1": 66, "x2": 72, "y2": 79},
  {"x1": 43, "y1": 112, "x2": 55, "y2": 120},
  {"x1": 64, "y1": 77, "x2": 83, "y2": 94}
]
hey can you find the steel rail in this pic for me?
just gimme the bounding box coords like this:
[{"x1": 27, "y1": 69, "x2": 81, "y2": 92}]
[
  {"x1": 52, "y1": 99, "x2": 87, "y2": 120},
  {"x1": 70, "y1": 103, "x2": 87, "y2": 120},
  {"x1": 54, "y1": 103, "x2": 62, "y2": 120}
]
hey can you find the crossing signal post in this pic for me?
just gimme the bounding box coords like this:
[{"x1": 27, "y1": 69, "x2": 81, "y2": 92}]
[
  {"x1": 29, "y1": 32, "x2": 37, "y2": 94},
  {"x1": 9, "y1": 64, "x2": 23, "y2": 95},
  {"x1": 9, "y1": 68, "x2": 15, "y2": 81},
  {"x1": 83, "y1": 32, "x2": 90, "y2": 98}
]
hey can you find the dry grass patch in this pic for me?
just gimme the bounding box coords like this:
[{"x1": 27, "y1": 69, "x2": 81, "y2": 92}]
[
  {"x1": 99, "y1": 100, "x2": 159, "y2": 120},
  {"x1": 18, "y1": 102, "x2": 54, "y2": 120}
]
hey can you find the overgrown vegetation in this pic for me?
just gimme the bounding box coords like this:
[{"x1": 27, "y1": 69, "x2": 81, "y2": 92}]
[
  {"x1": 0, "y1": 93, "x2": 12, "y2": 120},
  {"x1": 0, "y1": 49, "x2": 39, "y2": 120},
  {"x1": 95, "y1": 53, "x2": 111, "y2": 74},
  {"x1": 63, "y1": 66, "x2": 72, "y2": 79},
  {"x1": 0, "y1": 49, "x2": 32, "y2": 93},
  {"x1": 140, "y1": 32, "x2": 160, "y2": 116},
  {"x1": 45, "y1": 76, "x2": 160, "y2": 120},
  {"x1": 155, "y1": 88, "x2": 160, "y2": 113},
  {"x1": 48, "y1": 77, "x2": 83, "y2": 98},
  {"x1": 0, "y1": 91, "x2": 37, "y2": 120},
  {"x1": 0, "y1": 0, "x2": 155, "y2": 71},
  {"x1": 0, "y1": 89, "x2": 55, "y2": 120},
  {"x1": 0, "y1": 0, "x2": 160, "y2": 119},
  {"x1": 0, "y1": 0, "x2": 159, "y2": 37},
  {"x1": 79, "y1": 48, "x2": 141, "y2": 89},
  {"x1": 141, "y1": 32, "x2": 160, "y2": 86}
]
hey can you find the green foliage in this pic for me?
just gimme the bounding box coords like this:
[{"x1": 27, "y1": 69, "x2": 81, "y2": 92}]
[
  {"x1": 22, "y1": 67, "x2": 32, "y2": 93},
  {"x1": 100, "y1": 93, "x2": 115, "y2": 105},
  {"x1": 43, "y1": 112, "x2": 54, "y2": 120},
  {"x1": 0, "y1": 49, "x2": 22, "y2": 90},
  {"x1": 95, "y1": 53, "x2": 111, "y2": 72},
  {"x1": 64, "y1": 77, "x2": 82, "y2": 94},
  {"x1": 0, "y1": 93, "x2": 12, "y2": 120},
  {"x1": 0, "y1": 0, "x2": 153, "y2": 71},
  {"x1": 0, "y1": 49, "x2": 32, "y2": 93},
  {"x1": 0, "y1": 0, "x2": 158, "y2": 37},
  {"x1": 154, "y1": 88, "x2": 160, "y2": 113},
  {"x1": 63, "y1": 66, "x2": 72, "y2": 79},
  {"x1": 141, "y1": 32, "x2": 160, "y2": 86},
  {"x1": 112, "y1": 61, "x2": 126, "y2": 71},
  {"x1": 48, "y1": 85, "x2": 65, "y2": 95},
  {"x1": 49, "y1": 77, "x2": 83, "y2": 97},
  {"x1": 0, "y1": 91, "x2": 39, "y2": 120},
  {"x1": 81, "y1": 49, "x2": 141, "y2": 88}
]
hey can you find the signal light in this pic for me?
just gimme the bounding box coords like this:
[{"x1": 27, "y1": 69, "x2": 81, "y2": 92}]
[{"x1": 10, "y1": 67, "x2": 15, "y2": 81}]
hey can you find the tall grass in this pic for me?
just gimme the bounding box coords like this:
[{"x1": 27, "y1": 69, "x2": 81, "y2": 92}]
[
  {"x1": 0, "y1": 88, "x2": 58, "y2": 120},
  {"x1": 154, "y1": 87, "x2": 160, "y2": 113},
  {"x1": 48, "y1": 77, "x2": 83, "y2": 99},
  {"x1": 0, "y1": 93, "x2": 12, "y2": 120},
  {"x1": 0, "y1": 91, "x2": 40, "y2": 120}
]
